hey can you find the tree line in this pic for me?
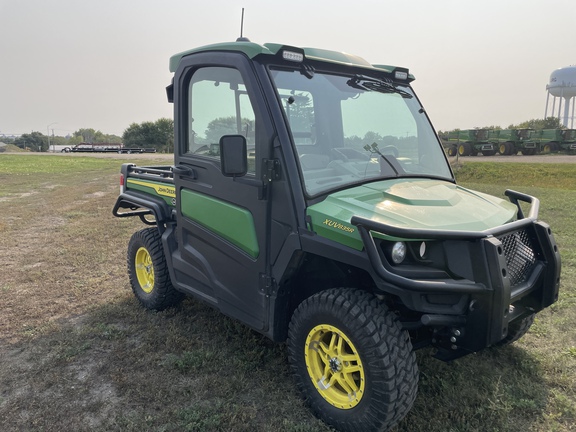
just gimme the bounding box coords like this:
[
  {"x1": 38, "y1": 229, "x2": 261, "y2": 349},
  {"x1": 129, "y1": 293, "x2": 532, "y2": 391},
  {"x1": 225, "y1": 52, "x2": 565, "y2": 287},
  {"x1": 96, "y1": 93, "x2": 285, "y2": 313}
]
[
  {"x1": 3, "y1": 128, "x2": 122, "y2": 152},
  {"x1": 2, "y1": 116, "x2": 567, "y2": 153},
  {"x1": 2, "y1": 117, "x2": 246, "y2": 153},
  {"x1": 2, "y1": 118, "x2": 174, "y2": 153}
]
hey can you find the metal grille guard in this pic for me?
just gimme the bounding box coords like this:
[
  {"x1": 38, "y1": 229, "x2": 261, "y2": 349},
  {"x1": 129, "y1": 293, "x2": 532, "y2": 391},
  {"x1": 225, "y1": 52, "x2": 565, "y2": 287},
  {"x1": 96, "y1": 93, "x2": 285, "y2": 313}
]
[{"x1": 350, "y1": 189, "x2": 540, "y2": 294}]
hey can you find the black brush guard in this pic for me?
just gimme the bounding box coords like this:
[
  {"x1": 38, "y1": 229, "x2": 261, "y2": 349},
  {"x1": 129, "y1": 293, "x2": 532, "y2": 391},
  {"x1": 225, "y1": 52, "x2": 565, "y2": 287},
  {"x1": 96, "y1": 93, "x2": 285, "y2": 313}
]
[{"x1": 351, "y1": 190, "x2": 561, "y2": 358}]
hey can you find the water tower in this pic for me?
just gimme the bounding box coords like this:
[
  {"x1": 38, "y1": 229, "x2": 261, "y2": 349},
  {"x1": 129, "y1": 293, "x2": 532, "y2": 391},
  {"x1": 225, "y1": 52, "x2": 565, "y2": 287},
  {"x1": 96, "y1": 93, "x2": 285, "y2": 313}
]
[{"x1": 545, "y1": 66, "x2": 576, "y2": 128}]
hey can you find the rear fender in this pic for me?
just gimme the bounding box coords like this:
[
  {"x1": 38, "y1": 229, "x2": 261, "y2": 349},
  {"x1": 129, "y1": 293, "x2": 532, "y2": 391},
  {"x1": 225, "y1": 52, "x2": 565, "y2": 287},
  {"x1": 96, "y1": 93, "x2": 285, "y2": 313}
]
[{"x1": 113, "y1": 190, "x2": 174, "y2": 231}]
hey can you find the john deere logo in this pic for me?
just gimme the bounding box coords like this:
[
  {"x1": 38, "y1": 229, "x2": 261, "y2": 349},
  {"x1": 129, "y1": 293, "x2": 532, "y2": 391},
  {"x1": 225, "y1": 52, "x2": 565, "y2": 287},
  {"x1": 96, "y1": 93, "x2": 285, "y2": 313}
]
[
  {"x1": 127, "y1": 179, "x2": 176, "y2": 198},
  {"x1": 323, "y1": 219, "x2": 355, "y2": 233}
]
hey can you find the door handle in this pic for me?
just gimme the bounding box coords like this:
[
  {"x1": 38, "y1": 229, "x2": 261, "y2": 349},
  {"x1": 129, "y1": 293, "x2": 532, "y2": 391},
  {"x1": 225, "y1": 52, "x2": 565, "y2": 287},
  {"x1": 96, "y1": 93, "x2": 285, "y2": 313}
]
[{"x1": 172, "y1": 165, "x2": 196, "y2": 179}]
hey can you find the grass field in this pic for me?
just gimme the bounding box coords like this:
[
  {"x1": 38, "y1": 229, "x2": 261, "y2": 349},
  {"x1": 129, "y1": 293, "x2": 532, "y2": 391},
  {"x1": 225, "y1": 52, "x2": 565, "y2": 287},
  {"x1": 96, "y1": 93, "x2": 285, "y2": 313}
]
[{"x1": 0, "y1": 154, "x2": 574, "y2": 432}]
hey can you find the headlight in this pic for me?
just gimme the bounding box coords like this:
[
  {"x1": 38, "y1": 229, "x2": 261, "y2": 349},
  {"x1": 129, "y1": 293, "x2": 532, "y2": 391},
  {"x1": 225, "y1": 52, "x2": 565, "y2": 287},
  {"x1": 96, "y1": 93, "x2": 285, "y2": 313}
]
[{"x1": 391, "y1": 242, "x2": 407, "y2": 264}]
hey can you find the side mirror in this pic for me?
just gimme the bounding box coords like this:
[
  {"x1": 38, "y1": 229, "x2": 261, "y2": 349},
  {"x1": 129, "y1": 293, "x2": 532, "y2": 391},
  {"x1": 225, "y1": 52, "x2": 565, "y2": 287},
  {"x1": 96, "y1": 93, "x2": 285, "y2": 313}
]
[{"x1": 220, "y1": 135, "x2": 247, "y2": 177}]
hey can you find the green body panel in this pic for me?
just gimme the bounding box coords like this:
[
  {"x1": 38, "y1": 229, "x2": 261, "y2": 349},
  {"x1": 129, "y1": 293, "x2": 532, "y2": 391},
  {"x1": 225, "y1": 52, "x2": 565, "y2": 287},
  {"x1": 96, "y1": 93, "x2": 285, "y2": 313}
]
[
  {"x1": 169, "y1": 42, "x2": 274, "y2": 72},
  {"x1": 180, "y1": 189, "x2": 259, "y2": 258},
  {"x1": 493, "y1": 129, "x2": 534, "y2": 143},
  {"x1": 495, "y1": 129, "x2": 515, "y2": 142},
  {"x1": 126, "y1": 178, "x2": 175, "y2": 207},
  {"x1": 300, "y1": 46, "x2": 372, "y2": 67},
  {"x1": 536, "y1": 129, "x2": 564, "y2": 142},
  {"x1": 487, "y1": 129, "x2": 501, "y2": 142},
  {"x1": 444, "y1": 129, "x2": 489, "y2": 143},
  {"x1": 169, "y1": 41, "x2": 413, "y2": 79},
  {"x1": 307, "y1": 179, "x2": 517, "y2": 250}
]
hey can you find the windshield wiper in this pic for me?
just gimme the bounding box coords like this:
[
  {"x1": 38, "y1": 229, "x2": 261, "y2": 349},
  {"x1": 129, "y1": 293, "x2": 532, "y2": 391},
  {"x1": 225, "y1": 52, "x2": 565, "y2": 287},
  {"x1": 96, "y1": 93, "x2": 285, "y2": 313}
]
[
  {"x1": 363, "y1": 143, "x2": 404, "y2": 177},
  {"x1": 347, "y1": 75, "x2": 413, "y2": 98}
]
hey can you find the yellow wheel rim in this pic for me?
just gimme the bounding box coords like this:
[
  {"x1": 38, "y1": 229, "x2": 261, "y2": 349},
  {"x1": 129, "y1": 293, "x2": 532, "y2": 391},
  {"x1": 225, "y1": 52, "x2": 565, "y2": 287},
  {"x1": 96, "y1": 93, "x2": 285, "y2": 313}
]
[
  {"x1": 499, "y1": 144, "x2": 506, "y2": 154},
  {"x1": 305, "y1": 324, "x2": 365, "y2": 409},
  {"x1": 458, "y1": 145, "x2": 464, "y2": 155},
  {"x1": 135, "y1": 247, "x2": 154, "y2": 294},
  {"x1": 543, "y1": 144, "x2": 551, "y2": 153}
]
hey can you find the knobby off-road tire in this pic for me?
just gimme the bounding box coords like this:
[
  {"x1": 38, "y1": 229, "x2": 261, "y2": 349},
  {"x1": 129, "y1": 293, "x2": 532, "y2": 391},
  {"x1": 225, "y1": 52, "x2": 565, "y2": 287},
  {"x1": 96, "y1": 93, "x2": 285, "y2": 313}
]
[
  {"x1": 287, "y1": 288, "x2": 418, "y2": 432},
  {"x1": 127, "y1": 228, "x2": 184, "y2": 310},
  {"x1": 496, "y1": 314, "x2": 535, "y2": 346}
]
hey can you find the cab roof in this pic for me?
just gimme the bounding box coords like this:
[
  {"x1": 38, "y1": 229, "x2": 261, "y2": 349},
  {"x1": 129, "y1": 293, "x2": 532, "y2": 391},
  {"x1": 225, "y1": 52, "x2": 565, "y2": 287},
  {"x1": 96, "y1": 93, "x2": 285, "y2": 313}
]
[{"x1": 169, "y1": 40, "x2": 414, "y2": 81}]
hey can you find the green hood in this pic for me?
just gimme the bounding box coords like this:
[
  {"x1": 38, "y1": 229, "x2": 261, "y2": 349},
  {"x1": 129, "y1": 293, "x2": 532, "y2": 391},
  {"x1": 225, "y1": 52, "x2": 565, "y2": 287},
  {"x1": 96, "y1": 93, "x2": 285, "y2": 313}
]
[{"x1": 306, "y1": 179, "x2": 518, "y2": 250}]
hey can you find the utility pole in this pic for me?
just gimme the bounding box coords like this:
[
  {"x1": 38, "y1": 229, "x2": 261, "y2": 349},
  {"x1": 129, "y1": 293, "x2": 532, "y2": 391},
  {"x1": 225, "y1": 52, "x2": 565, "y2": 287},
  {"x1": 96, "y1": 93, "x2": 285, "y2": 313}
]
[{"x1": 47, "y1": 122, "x2": 57, "y2": 152}]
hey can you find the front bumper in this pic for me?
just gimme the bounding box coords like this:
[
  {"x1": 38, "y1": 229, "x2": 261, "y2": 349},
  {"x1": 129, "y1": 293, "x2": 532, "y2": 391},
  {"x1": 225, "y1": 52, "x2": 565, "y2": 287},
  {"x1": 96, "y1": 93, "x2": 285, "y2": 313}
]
[{"x1": 351, "y1": 190, "x2": 561, "y2": 359}]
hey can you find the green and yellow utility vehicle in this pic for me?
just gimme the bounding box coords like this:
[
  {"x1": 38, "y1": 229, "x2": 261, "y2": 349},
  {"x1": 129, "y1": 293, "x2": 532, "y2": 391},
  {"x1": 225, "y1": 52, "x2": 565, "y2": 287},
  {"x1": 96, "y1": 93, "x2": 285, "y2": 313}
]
[{"x1": 113, "y1": 39, "x2": 561, "y2": 432}]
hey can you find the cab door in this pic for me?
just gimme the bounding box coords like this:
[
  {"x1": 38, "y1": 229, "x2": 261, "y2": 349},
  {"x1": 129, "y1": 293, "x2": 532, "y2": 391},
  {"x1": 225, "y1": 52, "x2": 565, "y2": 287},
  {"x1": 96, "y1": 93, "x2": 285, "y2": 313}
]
[{"x1": 171, "y1": 53, "x2": 274, "y2": 331}]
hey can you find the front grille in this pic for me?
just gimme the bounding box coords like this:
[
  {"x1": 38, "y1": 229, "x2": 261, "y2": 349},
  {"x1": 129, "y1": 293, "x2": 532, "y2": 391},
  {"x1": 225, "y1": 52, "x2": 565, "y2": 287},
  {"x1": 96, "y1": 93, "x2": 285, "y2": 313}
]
[{"x1": 498, "y1": 230, "x2": 536, "y2": 286}]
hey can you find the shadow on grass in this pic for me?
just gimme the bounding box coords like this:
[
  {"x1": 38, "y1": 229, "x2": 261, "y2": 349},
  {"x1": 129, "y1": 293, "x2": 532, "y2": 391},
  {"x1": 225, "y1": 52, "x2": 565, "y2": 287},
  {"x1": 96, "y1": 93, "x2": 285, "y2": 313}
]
[
  {"x1": 399, "y1": 346, "x2": 548, "y2": 431},
  {"x1": 0, "y1": 294, "x2": 549, "y2": 432}
]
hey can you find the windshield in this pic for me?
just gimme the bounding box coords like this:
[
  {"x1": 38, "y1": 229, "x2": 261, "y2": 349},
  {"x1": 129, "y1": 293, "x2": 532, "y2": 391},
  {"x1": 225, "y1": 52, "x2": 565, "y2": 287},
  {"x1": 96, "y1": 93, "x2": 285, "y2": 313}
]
[{"x1": 270, "y1": 68, "x2": 452, "y2": 196}]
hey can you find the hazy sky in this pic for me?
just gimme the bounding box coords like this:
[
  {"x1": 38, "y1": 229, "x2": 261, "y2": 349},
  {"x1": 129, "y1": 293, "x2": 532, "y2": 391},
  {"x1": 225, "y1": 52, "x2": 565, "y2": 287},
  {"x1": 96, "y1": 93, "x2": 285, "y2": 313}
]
[{"x1": 1, "y1": 0, "x2": 575, "y2": 137}]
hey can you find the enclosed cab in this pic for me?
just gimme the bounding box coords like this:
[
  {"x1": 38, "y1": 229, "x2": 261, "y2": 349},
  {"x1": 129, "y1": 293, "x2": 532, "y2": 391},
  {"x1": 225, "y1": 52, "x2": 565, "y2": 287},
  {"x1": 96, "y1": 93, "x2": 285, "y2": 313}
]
[{"x1": 113, "y1": 40, "x2": 561, "y2": 432}]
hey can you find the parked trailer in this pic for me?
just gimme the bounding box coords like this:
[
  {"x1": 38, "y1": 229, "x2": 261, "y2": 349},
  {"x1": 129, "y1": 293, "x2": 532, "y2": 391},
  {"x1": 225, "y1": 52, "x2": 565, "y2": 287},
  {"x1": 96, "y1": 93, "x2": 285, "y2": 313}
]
[
  {"x1": 441, "y1": 129, "x2": 496, "y2": 156},
  {"x1": 61, "y1": 143, "x2": 156, "y2": 154}
]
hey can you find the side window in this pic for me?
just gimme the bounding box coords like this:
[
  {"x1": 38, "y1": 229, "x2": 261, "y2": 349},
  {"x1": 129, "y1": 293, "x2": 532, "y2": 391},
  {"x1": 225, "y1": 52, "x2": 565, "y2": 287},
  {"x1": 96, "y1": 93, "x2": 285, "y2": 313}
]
[{"x1": 187, "y1": 67, "x2": 256, "y2": 174}]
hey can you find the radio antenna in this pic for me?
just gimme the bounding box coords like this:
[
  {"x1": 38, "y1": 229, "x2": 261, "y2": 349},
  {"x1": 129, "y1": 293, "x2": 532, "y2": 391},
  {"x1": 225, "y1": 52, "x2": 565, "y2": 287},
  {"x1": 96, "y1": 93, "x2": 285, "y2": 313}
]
[{"x1": 237, "y1": 8, "x2": 250, "y2": 42}]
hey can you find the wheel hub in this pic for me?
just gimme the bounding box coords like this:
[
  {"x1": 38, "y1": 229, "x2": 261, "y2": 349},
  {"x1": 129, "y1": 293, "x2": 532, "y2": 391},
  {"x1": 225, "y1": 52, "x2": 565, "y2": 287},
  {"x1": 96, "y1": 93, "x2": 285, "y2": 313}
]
[
  {"x1": 305, "y1": 324, "x2": 365, "y2": 409},
  {"x1": 135, "y1": 247, "x2": 155, "y2": 294},
  {"x1": 329, "y1": 357, "x2": 342, "y2": 372}
]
